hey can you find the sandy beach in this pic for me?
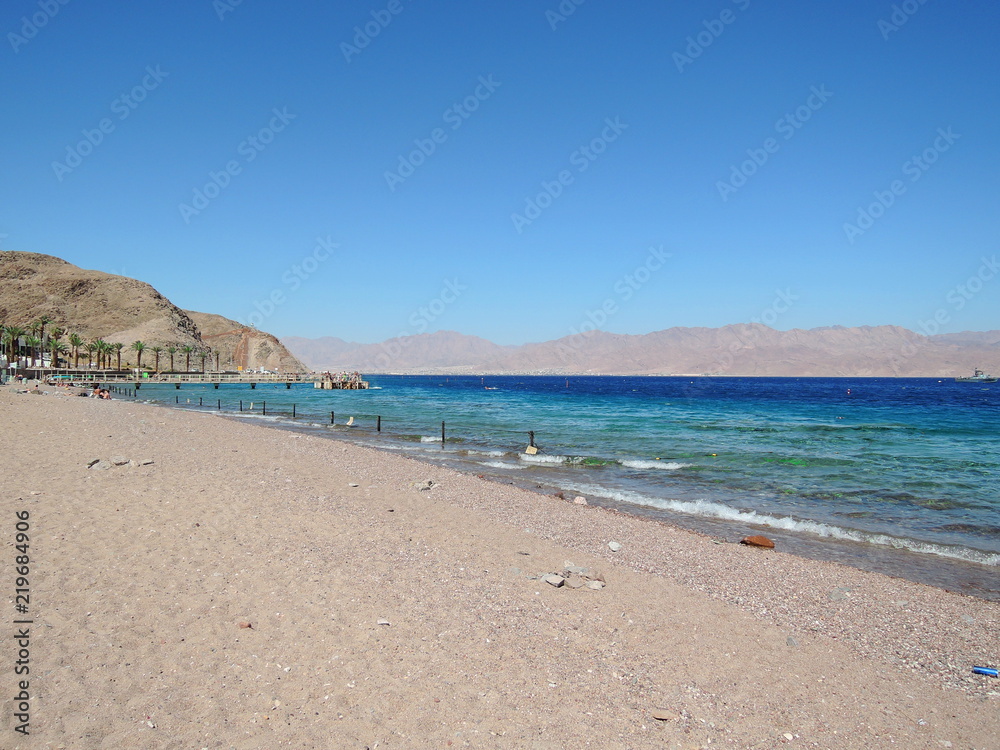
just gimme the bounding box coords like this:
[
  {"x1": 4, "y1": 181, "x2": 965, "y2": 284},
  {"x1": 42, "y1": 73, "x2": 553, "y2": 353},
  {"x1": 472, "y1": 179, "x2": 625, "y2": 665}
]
[{"x1": 1, "y1": 384, "x2": 997, "y2": 749}]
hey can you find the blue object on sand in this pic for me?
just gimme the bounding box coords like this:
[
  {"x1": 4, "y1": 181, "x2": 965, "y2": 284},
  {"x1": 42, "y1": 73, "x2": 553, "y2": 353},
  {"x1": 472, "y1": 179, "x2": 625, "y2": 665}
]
[{"x1": 972, "y1": 667, "x2": 998, "y2": 677}]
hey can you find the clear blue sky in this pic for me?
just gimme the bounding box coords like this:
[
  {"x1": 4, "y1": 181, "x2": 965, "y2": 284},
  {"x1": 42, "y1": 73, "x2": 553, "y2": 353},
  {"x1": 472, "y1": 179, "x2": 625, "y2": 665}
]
[{"x1": 2, "y1": 0, "x2": 997, "y2": 344}]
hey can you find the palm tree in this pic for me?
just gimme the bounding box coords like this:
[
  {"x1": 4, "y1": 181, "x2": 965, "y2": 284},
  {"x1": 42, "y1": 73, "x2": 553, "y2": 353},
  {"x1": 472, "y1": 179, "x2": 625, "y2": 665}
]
[
  {"x1": 85, "y1": 342, "x2": 97, "y2": 368},
  {"x1": 131, "y1": 341, "x2": 146, "y2": 371},
  {"x1": 50, "y1": 341, "x2": 68, "y2": 368},
  {"x1": 214, "y1": 351, "x2": 220, "y2": 371},
  {"x1": 4, "y1": 326, "x2": 24, "y2": 365},
  {"x1": 24, "y1": 336, "x2": 41, "y2": 367},
  {"x1": 35, "y1": 315, "x2": 52, "y2": 346},
  {"x1": 182, "y1": 345, "x2": 194, "y2": 372},
  {"x1": 167, "y1": 346, "x2": 177, "y2": 372},
  {"x1": 69, "y1": 333, "x2": 84, "y2": 368},
  {"x1": 113, "y1": 342, "x2": 124, "y2": 371},
  {"x1": 92, "y1": 340, "x2": 108, "y2": 369},
  {"x1": 151, "y1": 346, "x2": 163, "y2": 373},
  {"x1": 199, "y1": 351, "x2": 207, "y2": 373}
]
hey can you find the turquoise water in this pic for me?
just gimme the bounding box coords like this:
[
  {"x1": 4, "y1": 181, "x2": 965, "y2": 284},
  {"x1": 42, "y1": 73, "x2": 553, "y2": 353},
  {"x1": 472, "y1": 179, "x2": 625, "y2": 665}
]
[{"x1": 131, "y1": 376, "x2": 1000, "y2": 598}]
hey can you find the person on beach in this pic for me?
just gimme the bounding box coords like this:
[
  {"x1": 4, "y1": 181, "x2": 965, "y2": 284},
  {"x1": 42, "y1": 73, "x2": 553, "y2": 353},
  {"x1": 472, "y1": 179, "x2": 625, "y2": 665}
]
[
  {"x1": 99, "y1": 389, "x2": 112, "y2": 400},
  {"x1": 90, "y1": 386, "x2": 101, "y2": 398}
]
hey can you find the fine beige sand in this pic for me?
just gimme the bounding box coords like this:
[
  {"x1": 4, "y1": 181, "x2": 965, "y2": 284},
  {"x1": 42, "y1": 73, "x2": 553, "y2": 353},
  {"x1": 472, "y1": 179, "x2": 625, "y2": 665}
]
[{"x1": 1, "y1": 385, "x2": 997, "y2": 749}]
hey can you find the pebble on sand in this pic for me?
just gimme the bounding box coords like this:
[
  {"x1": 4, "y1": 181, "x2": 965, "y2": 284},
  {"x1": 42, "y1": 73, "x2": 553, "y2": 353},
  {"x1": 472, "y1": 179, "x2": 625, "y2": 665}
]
[{"x1": 608, "y1": 541, "x2": 622, "y2": 552}]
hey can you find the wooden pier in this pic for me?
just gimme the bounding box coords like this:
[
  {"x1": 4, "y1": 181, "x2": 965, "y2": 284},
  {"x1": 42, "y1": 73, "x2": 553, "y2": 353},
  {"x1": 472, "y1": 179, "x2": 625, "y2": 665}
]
[{"x1": 30, "y1": 369, "x2": 347, "y2": 390}]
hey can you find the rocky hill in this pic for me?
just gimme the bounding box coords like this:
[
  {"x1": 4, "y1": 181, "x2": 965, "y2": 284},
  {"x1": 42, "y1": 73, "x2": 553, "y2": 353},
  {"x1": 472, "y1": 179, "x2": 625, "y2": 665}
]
[{"x1": 0, "y1": 251, "x2": 307, "y2": 372}]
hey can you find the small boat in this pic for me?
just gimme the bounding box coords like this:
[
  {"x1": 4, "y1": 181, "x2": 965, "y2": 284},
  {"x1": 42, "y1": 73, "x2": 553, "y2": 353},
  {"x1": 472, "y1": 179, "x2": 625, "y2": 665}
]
[{"x1": 955, "y1": 368, "x2": 997, "y2": 383}]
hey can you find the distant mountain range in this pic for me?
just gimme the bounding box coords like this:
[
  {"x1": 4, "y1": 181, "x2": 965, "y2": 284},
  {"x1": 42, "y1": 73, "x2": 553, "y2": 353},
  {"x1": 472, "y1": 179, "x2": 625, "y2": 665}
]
[
  {"x1": 3, "y1": 251, "x2": 996, "y2": 377},
  {"x1": 282, "y1": 326, "x2": 1000, "y2": 377}
]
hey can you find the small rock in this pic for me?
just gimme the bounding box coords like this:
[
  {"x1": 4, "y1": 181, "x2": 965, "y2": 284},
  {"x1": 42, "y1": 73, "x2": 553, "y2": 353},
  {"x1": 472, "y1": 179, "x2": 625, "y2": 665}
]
[
  {"x1": 111, "y1": 456, "x2": 129, "y2": 466},
  {"x1": 553, "y1": 491, "x2": 565, "y2": 500},
  {"x1": 564, "y1": 576, "x2": 585, "y2": 589},
  {"x1": 651, "y1": 708, "x2": 676, "y2": 721},
  {"x1": 786, "y1": 636, "x2": 799, "y2": 647},
  {"x1": 238, "y1": 622, "x2": 253, "y2": 629},
  {"x1": 608, "y1": 541, "x2": 622, "y2": 552},
  {"x1": 90, "y1": 461, "x2": 112, "y2": 471},
  {"x1": 740, "y1": 535, "x2": 775, "y2": 549},
  {"x1": 565, "y1": 566, "x2": 589, "y2": 575},
  {"x1": 543, "y1": 574, "x2": 565, "y2": 588},
  {"x1": 573, "y1": 496, "x2": 587, "y2": 505},
  {"x1": 87, "y1": 458, "x2": 101, "y2": 468},
  {"x1": 783, "y1": 733, "x2": 793, "y2": 741},
  {"x1": 376, "y1": 619, "x2": 391, "y2": 626},
  {"x1": 139, "y1": 458, "x2": 154, "y2": 466},
  {"x1": 827, "y1": 587, "x2": 852, "y2": 601},
  {"x1": 348, "y1": 483, "x2": 359, "y2": 488},
  {"x1": 586, "y1": 580, "x2": 605, "y2": 590}
]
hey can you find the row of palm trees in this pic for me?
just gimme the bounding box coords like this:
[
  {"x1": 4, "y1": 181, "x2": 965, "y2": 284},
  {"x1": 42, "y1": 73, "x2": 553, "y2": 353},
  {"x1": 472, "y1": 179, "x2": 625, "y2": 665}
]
[{"x1": 1, "y1": 315, "x2": 219, "y2": 373}]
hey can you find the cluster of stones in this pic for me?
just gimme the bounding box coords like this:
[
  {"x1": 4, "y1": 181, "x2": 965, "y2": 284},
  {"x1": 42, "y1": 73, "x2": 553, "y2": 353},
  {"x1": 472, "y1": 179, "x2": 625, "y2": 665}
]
[
  {"x1": 87, "y1": 456, "x2": 154, "y2": 470},
  {"x1": 527, "y1": 564, "x2": 605, "y2": 591}
]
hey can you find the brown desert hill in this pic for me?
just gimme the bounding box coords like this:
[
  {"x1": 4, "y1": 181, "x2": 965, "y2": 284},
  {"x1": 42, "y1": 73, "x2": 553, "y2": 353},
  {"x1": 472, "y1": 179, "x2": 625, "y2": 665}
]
[
  {"x1": 0, "y1": 250, "x2": 201, "y2": 348},
  {"x1": 186, "y1": 310, "x2": 308, "y2": 373},
  {"x1": 282, "y1": 324, "x2": 1000, "y2": 376},
  {"x1": 0, "y1": 250, "x2": 306, "y2": 372}
]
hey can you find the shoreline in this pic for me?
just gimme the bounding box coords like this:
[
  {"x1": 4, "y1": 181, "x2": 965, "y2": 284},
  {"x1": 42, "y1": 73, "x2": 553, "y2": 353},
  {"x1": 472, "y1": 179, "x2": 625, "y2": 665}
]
[
  {"x1": 2, "y1": 384, "x2": 998, "y2": 747},
  {"x1": 125, "y1": 380, "x2": 1000, "y2": 603}
]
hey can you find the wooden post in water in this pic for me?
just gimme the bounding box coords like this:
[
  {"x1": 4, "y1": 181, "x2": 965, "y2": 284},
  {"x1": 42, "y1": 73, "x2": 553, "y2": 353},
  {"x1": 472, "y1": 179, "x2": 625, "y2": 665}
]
[
  {"x1": 262, "y1": 401, "x2": 266, "y2": 415},
  {"x1": 240, "y1": 400, "x2": 243, "y2": 412},
  {"x1": 217, "y1": 399, "x2": 221, "y2": 410},
  {"x1": 292, "y1": 404, "x2": 296, "y2": 418},
  {"x1": 529, "y1": 431, "x2": 535, "y2": 448},
  {"x1": 175, "y1": 395, "x2": 179, "y2": 404},
  {"x1": 199, "y1": 397, "x2": 203, "y2": 406},
  {"x1": 441, "y1": 421, "x2": 445, "y2": 447},
  {"x1": 331, "y1": 411, "x2": 335, "y2": 425},
  {"x1": 377, "y1": 415, "x2": 381, "y2": 432}
]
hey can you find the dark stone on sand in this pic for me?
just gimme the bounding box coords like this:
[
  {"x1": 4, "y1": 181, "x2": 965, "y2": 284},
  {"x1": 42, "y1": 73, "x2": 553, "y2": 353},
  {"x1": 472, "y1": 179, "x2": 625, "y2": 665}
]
[{"x1": 740, "y1": 535, "x2": 775, "y2": 549}]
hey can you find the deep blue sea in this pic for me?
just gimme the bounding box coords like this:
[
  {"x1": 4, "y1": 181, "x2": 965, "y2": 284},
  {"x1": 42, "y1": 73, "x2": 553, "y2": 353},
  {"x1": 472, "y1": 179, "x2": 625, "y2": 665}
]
[{"x1": 133, "y1": 375, "x2": 1000, "y2": 599}]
